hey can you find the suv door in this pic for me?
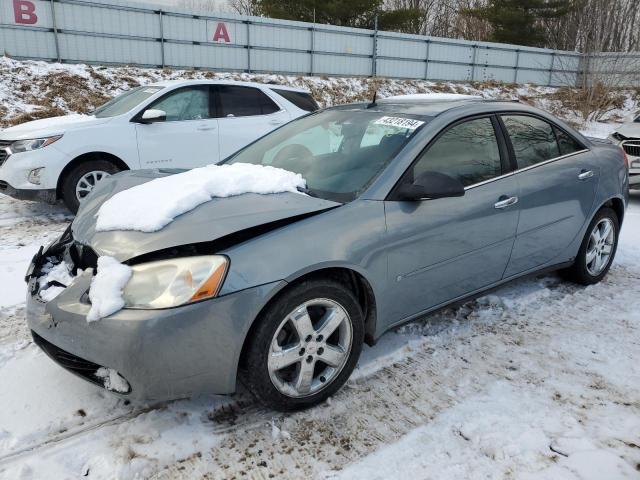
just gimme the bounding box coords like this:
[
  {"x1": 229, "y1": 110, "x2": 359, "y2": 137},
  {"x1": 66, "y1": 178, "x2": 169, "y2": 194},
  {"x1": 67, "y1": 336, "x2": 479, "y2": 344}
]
[
  {"x1": 499, "y1": 114, "x2": 597, "y2": 277},
  {"x1": 384, "y1": 116, "x2": 520, "y2": 321},
  {"x1": 135, "y1": 86, "x2": 219, "y2": 169},
  {"x1": 214, "y1": 85, "x2": 291, "y2": 160}
]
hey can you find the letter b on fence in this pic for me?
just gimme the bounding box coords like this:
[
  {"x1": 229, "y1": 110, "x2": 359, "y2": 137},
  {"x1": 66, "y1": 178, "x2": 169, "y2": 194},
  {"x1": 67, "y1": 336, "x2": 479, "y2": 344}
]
[{"x1": 13, "y1": 0, "x2": 38, "y2": 25}]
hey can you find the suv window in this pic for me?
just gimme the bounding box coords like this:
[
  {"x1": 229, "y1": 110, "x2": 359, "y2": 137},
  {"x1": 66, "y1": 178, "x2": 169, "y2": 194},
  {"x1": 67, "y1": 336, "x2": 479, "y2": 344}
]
[
  {"x1": 412, "y1": 117, "x2": 502, "y2": 187},
  {"x1": 216, "y1": 86, "x2": 280, "y2": 117},
  {"x1": 502, "y1": 115, "x2": 560, "y2": 168},
  {"x1": 271, "y1": 89, "x2": 319, "y2": 112},
  {"x1": 554, "y1": 127, "x2": 584, "y2": 156},
  {"x1": 148, "y1": 87, "x2": 211, "y2": 121}
]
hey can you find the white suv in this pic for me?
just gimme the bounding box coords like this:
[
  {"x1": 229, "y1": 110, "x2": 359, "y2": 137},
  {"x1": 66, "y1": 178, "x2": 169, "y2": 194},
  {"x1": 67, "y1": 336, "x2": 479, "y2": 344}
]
[
  {"x1": 609, "y1": 111, "x2": 640, "y2": 189},
  {"x1": 0, "y1": 80, "x2": 318, "y2": 212}
]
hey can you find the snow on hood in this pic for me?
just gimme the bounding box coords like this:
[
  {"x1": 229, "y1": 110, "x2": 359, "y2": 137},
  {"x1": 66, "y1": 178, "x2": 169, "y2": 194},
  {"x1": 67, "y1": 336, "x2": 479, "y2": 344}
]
[
  {"x1": 96, "y1": 163, "x2": 307, "y2": 232},
  {"x1": 72, "y1": 167, "x2": 339, "y2": 262},
  {"x1": 0, "y1": 114, "x2": 107, "y2": 139}
]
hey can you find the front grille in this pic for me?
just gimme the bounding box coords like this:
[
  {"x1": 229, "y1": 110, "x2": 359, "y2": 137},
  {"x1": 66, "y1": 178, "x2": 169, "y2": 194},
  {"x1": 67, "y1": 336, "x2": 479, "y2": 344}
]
[
  {"x1": 32, "y1": 330, "x2": 130, "y2": 393},
  {"x1": 0, "y1": 140, "x2": 11, "y2": 167},
  {"x1": 622, "y1": 141, "x2": 640, "y2": 157}
]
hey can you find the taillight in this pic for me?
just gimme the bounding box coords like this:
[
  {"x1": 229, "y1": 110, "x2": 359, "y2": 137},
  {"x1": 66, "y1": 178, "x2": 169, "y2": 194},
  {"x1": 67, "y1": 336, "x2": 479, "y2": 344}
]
[{"x1": 621, "y1": 147, "x2": 629, "y2": 169}]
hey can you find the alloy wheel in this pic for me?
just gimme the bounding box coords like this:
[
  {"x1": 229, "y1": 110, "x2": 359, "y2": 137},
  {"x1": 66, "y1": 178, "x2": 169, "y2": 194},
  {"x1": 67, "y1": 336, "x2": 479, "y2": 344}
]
[
  {"x1": 75, "y1": 170, "x2": 111, "y2": 202},
  {"x1": 267, "y1": 298, "x2": 353, "y2": 398},
  {"x1": 585, "y1": 217, "x2": 615, "y2": 276}
]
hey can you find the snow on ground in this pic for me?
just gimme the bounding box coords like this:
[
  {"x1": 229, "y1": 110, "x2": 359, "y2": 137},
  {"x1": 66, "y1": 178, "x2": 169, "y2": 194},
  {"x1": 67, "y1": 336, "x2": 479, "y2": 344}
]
[
  {"x1": 96, "y1": 163, "x2": 306, "y2": 232},
  {"x1": 0, "y1": 190, "x2": 638, "y2": 479},
  {"x1": 0, "y1": 58, "x2": 639, "y2": 479}
]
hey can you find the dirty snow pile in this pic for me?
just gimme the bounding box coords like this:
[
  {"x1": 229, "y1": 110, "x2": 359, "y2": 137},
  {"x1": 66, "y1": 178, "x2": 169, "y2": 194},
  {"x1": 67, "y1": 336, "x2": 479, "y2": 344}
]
[
  {"x1": 95, "y1": 163, "x2": 306, "y2": 232},
  {"x1": 86, "y1": 256, "x2": 132, "y2": 322}
]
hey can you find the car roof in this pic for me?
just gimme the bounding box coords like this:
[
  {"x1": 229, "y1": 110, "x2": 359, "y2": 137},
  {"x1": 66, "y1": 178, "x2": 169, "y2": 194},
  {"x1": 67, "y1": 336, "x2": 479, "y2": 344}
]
[
  {"x1": 148, "y1": 79, "x2": 310, "y2": 93},
  {"x1": 328, "y1": 95, "x2": 535, "y2": 119}
]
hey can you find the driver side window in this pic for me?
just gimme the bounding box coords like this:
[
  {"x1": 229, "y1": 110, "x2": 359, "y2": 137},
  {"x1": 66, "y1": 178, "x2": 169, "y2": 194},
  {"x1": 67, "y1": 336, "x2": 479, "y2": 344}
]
[
  {"x1": 148, "y1": 87, "x2": 211, "y2": 122},
  {"x1": 412, "y1": 117, "x2": 502, "y2": 187}
]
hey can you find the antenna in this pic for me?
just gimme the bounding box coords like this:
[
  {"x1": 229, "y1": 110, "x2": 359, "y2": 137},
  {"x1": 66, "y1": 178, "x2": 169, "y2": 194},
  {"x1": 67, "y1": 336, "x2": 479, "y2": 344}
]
[{"x1": 366, "y1": 90, "x2": 377, "y2": 109}]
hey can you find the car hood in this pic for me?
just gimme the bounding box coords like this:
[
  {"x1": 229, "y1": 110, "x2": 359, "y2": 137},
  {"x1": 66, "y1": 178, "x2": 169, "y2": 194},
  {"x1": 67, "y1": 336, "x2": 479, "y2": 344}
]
[
  {"x1": 0, "y1": 114, "x2": 111, "y2": 140},
  {"x1": 71, "y1": 170, "x2": 341, "y2": 262},
  {"x1": 614, "y1": 122, "x2": 640, "y2": 139}
]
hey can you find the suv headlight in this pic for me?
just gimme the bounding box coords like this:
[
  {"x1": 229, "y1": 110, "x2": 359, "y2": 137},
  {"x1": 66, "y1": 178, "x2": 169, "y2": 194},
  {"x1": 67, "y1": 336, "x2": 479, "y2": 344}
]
[
  {"x1": 123, "y1": 255, "x2": 228, "y2": 309},
  {"x1": 9, "y1": 135, "x2": 63, "y2": 154}
]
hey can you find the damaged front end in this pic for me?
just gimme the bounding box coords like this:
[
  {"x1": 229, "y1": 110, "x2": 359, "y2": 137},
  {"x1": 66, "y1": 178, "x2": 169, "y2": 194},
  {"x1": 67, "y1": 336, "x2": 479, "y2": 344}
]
[
  {"x1": 25, "y1": 226, "x2": 132, "y2": 394},
  {"x1": 25, "y1": 224, "x2": 98, "y2": 302}
]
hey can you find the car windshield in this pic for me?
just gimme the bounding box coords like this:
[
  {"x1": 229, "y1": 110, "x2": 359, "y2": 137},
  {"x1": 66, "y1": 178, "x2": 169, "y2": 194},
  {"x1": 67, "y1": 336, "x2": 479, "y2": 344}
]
[
  {"x1": 225, "y1": 109, "x2": 427, "y2": 202},
  {"x1": 93, "y1": 86, "x2": 164, "y2": 118}
]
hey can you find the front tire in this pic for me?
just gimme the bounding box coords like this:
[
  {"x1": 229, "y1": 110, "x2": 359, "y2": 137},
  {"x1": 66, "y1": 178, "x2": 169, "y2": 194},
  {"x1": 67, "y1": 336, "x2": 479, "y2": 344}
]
[
  {"x1": 242, "y1": 279, "x2": 364, "y2": 411},
  {"x1": 565, "y1": 207, "x2": 619, "y2": 285},
  {"x1": 61, "y1": 159, "x2": 121, "y2": 213}
]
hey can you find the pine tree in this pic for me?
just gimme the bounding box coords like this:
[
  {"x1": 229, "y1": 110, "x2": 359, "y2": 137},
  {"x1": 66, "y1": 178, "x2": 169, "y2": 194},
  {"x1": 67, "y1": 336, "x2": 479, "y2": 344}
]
[
  {"x1": 464, "y1": 0, "x2": 573, "y2": 47},
  {"x1": 253, "y1": 0, "x2": 423, "y2": 31}
]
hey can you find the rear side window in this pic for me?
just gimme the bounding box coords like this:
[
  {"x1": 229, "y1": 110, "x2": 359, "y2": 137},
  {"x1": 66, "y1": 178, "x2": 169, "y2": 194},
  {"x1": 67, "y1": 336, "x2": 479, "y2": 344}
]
[
  {"x1": 271, "y1": 89, "x2": 319, "y2": 112},
  {"x1": 413, "y1": 117, "x2": 502, "y2": 187},
  {"x1": 502, "y1": 115, "x2": 560, "y2": 168},
  {"x1": 554, "y1": 127, "x2": 584, "y2": 156},
  {"x1": 216, "y1": 86, "x2": 280, "y2": 117}
]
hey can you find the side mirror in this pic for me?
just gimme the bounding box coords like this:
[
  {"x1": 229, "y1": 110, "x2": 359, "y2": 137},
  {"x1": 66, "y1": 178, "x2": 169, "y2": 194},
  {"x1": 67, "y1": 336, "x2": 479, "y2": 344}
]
[
  {"x1": 396, "y1": 171, "x2": 465, "y2": 201},
  {"x1": 140, "y1": 109, "x2": 166, "y2": 124}
]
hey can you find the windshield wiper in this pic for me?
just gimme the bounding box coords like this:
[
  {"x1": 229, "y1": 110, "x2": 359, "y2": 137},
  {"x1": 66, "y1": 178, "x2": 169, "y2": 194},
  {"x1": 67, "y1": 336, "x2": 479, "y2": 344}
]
[{"x1": 297, "y1": 186, "x2": 319, "y2": 198}]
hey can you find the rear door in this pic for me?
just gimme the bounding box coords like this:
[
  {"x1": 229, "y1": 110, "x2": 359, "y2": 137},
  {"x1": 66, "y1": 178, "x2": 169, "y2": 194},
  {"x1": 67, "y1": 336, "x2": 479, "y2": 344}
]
[
  {"x1": 214, "y1": 85, "x2": 291, "y2": 160},
  {"x1": 135, "y1": 85, "x2": 219, "y2": 168},
  {"x1": 384, "y1": 116, "x2": 520, "y2": 321},
  {"x1": 500, "y1": 114, "x2": 598, "y2": 277}
]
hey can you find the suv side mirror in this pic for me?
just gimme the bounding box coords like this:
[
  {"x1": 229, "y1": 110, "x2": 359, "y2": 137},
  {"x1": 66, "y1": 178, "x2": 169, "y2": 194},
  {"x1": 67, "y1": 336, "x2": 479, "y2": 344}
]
[
  {"x1": 140, "y1": 109, "x2": 167, "y2": 124},
  {"x1": 396, "y1": 171, "x2": 465, "y2": 201}
]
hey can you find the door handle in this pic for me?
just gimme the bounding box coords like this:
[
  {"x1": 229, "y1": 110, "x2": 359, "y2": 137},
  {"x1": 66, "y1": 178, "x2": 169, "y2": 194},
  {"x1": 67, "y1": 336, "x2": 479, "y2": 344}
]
[
  {"x1": 494, "y1": 196, "x2": 518, "y2": 209},
  {"x1": 578, "y1": 169, "x2": 594, "y2": 180},
  {"x1": 197, "y1": 126, "x2": 216, "y2": 131},
  {"x1": 269, "y1": 119, "x2": 283, "y2": 125}
]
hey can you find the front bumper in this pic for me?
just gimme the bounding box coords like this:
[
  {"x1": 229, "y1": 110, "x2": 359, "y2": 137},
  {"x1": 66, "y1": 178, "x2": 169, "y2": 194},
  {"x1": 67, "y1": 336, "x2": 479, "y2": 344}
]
[
  {"x1": 27, "y1": 271, "x2": 286, "y2": 402},
  {"x1": 0, "y1": 143, "x2": 68, "y2": 196},
  {"x1": 0, "y1": 180, "x2": 57, "y2": 202}
]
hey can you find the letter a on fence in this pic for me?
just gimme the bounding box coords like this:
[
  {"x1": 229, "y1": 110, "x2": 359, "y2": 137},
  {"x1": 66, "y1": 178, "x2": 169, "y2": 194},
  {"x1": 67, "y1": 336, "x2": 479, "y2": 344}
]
[
  {"x1": 13, "y1": 0, "x2": 38, "y2": 25},
  {"x1": 213, "y1": 23, "x2": 230, "y2": 43}
]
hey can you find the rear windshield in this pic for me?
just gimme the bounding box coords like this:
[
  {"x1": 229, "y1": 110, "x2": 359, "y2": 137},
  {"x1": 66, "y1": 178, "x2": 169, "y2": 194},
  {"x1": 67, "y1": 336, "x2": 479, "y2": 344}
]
[
  {"x1": 271, "y1": 89, "x2": 319, "y2": 112},
  {"x1": 93, "y1": 86, "x2": 164, "y2": 118}
]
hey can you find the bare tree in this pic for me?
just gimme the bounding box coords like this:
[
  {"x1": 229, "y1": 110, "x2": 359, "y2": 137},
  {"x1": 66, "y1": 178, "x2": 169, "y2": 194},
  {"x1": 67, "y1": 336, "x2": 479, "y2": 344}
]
[{"x1": 228, "y1": 0, "x2": 260, "y2": 16}]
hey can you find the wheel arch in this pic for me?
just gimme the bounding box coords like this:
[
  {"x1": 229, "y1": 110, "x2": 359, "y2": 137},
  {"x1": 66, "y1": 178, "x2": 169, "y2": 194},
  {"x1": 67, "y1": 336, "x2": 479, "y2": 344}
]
[
  {"x1": 602, "y1": 196, "x2": 625, "y2": 225},
  {"x1": 237, "y1": 266, "x2": 378, "y2": 371},
  {"x1": 56, "y1": 151, "x2": 130, "y2": 199}
]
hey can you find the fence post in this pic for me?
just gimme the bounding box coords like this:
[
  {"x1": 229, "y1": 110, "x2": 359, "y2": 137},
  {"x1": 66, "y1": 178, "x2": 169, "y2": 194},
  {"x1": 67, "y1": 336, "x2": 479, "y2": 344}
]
[
  {"x1": 371, "y1": 15, "x2": 378, "y2": 77},
  {"x1": 49, "y1": 0, "x2": 61, "y2": 62},
  {"x1": 548, "y1": 51, "x2": 555, "y2": 86},
  {"x1": 158, "y1": 10, "x2": 165, "y2": 68},
  {"x1": 424, "y1": 39, "x2": 430, "y2": 80},
  {"x1": 309, "y1": 25, "x2": 314, "y2": 76},
  {"x1": 246, "y1": 20, "x2": 251, "y2": 73},
  {"x1": 513, "y1": 49, "x2": 519, "y2": 83},
  {"x1": 470, "y1": 44, "x2": 477, "y2": 81}
]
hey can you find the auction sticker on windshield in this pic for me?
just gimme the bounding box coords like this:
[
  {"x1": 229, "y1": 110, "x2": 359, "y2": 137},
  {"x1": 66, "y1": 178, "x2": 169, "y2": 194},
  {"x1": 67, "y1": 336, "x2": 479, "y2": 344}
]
[{"x1": 374, "y1": 116, "x2": 424, "y2": 130}]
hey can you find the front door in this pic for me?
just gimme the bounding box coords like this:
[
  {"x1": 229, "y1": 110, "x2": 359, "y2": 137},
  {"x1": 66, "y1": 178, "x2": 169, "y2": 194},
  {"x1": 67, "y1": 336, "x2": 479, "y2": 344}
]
[
  {"x1": 135, "y1": 86, "x2": 219, "y2": 169},
  {"x1": 214, "y1": 85, "x2": 291, "y2": 160},
  {"x1": 499, "y1": 114, "x2": 599, "y2": 277},
  {"x1": 384, "y1": 116, "x2": 520, "y2": 322}
]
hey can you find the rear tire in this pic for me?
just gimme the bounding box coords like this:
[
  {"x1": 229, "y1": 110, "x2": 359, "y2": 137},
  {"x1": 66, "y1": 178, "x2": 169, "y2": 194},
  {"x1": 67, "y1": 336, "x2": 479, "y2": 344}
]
[
  {"x1": 242, "y1": 279, "x2": 364, "y2": 411},
  {"x1": 61, "y1": 159, "x2": 121, "y2": 213},
  {"x1": 564, "y1": 207, "x2": 619, "y2": 285}
]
